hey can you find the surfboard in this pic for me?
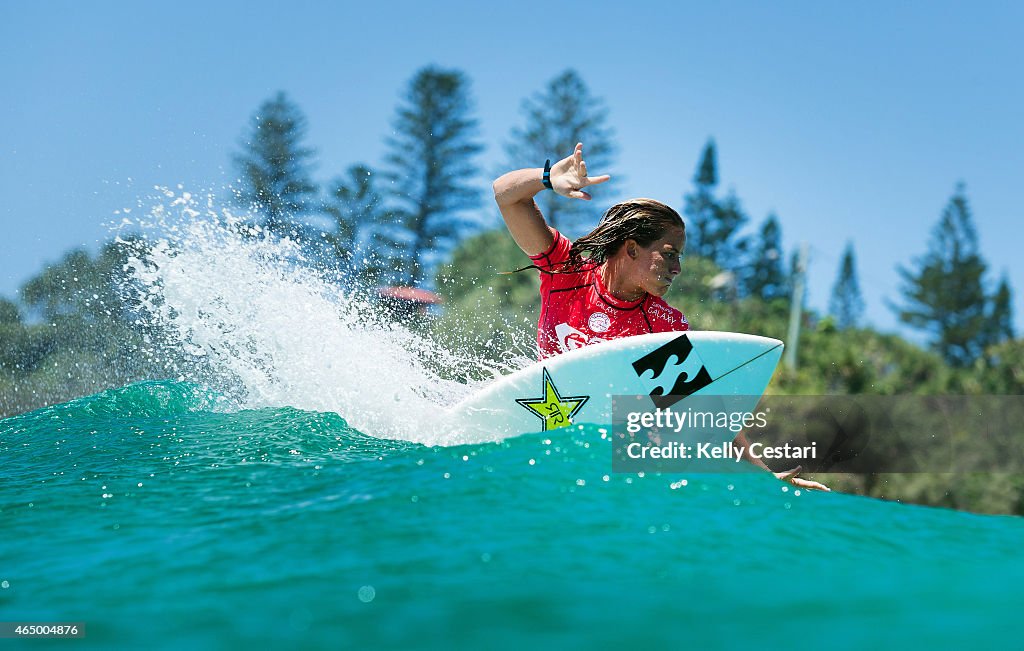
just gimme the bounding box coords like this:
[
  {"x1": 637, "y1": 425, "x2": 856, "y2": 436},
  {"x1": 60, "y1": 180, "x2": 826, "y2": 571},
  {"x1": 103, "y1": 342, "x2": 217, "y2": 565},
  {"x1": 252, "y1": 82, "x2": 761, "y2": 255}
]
[{"x1": 445, "y1": 331, "x2": 784, "y2": 442}]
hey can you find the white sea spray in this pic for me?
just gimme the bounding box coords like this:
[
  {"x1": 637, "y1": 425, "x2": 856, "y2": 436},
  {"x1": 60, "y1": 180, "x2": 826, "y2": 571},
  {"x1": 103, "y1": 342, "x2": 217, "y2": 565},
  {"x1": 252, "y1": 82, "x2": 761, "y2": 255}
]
[{"x1": 119, "y1": 189, "x2": 520, "y2": 445}]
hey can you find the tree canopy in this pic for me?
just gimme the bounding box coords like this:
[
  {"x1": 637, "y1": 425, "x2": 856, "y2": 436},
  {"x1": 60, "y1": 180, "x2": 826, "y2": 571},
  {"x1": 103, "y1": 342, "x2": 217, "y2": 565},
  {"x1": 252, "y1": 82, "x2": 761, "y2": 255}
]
[
  {"x1": 505, "y1": 69, "x2": 617, "y2": 235},
  {"x1": 383, "y1": 66, "x2": 484, "y2": 284},
  {"x1": 233, "y1": 91, "x2": 319, "y2": 238}
]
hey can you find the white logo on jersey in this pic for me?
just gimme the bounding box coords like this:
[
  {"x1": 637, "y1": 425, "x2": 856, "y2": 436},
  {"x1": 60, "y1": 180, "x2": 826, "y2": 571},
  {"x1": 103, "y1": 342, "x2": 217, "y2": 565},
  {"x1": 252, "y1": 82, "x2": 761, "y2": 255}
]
[
  {"x1": 555, "y1": 323, "x2": 590, "y2": 351},
  {"x1": 554, "y1": 323, "x2": 608, "y2": 352},
  {"x1": 588, "y1": 311, "x2": 611, "y2": 333}
]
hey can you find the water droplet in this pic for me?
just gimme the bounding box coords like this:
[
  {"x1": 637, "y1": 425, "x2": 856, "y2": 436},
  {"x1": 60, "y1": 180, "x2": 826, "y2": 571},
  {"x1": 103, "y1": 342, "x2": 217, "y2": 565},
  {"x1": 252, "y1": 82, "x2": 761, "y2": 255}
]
[
  {"x1": 1, "y1": 581, "x2": 9, "y2": 589},
  {"x1": 794, "y1": 490, "x2": 801, "y2": 497},
  {"x1": 528, "y1": 459, "x2": 535, "y2": 466},
  {"x1": 648, "y1": 526, "x2": 657, "y2": 534},
  {"x1": 357, "y1": 586, "x2": 375, "y2": 603}
]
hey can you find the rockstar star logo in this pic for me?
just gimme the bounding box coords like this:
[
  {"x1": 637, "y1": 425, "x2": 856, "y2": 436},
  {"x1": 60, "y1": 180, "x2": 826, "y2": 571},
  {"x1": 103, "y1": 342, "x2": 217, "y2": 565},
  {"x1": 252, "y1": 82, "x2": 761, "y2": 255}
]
[{"x1": 515, "y1": 368, "x2": 590, "y2": 432}]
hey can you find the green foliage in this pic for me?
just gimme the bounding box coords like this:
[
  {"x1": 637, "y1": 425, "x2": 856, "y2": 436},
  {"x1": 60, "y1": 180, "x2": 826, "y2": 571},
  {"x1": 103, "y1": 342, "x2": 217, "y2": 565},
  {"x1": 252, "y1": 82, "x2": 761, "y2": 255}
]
[
  {"x1": 665, "y1": 253, "x2": 738, "y2": 327},
  {"x1": 894, "y1": 185, "x2": 992, "y2": 367},
  {"x1": 822, "y1": 472, "x2": 1024, "y2": 516},
  {"x1": 966, "y1": 338, "x2": 1024, "y2": 394},
  {"x1": 0, "y1": 322, "x2": 57, "y2": 374},
  {"x1": 0, "y1": 298, "x2": 21, "y2": 325},
  {"x1": 829, "y1": 241, "x2": 865, "y2": 329},
  {"x1": 663, "y1": 252, "x2": 790, "y2": 339},
  {"x1": 384, "y1": 66, "x2": 484, "y2": 284},
  {"x1": 505, "y1": 69, "x2": 617, "y2": 235},
  {"x1": 233, "y1": 91, "x2": 319, "y2": 238},
  {"x1": 780, "y1": 321, "x2": 951, "y2": 395},
  {"x1": 987, "y1": 275, "x2": 1015, "y2": 343},
  {"x1": 432, "y1": 229, "x2": 539, "y2": 369},
  {"x1": 21, "y1": 240, "x2": 135, "y2": 329},
  {"x1": 2, "y1": 238, "x2": 161, "y2": 418}
]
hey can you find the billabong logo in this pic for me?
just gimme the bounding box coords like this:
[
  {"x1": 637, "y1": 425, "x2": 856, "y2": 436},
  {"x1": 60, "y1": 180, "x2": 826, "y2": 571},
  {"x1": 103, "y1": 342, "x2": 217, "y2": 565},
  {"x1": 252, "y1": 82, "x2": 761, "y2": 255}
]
[
  {"x1": 631, "y1": 334, "x2": 712, "y2": 408},
  {"x1": 516, "y1": 368, "x2": 590, "y2": 431}
]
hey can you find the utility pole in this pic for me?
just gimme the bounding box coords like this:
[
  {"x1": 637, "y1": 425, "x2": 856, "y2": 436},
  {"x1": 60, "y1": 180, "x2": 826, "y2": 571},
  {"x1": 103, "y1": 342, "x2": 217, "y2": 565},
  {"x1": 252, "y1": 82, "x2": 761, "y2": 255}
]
[{"x1": 784, "y1": 242, "x2": 808, "y2": 371}]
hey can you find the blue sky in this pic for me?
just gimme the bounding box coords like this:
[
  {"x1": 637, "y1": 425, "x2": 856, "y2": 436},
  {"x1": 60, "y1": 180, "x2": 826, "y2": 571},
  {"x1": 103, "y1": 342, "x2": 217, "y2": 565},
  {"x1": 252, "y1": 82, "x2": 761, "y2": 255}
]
[{"x1": 2, "y1": 0, "x2": 1021, "y2": 335}]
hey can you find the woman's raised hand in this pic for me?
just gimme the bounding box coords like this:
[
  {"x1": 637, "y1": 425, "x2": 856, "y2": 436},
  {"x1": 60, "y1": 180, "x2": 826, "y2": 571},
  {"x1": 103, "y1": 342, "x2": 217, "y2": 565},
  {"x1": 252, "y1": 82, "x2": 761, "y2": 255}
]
[{"x1": 550, "y1": 143, "x2": 611, "y2": 200}]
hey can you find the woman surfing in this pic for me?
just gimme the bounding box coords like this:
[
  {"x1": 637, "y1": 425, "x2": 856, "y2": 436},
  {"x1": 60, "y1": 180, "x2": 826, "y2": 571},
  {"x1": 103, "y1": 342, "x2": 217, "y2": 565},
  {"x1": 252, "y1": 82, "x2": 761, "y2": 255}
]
[{"x1": 493, "y1": 143, "x2": 829, "y2": 492}]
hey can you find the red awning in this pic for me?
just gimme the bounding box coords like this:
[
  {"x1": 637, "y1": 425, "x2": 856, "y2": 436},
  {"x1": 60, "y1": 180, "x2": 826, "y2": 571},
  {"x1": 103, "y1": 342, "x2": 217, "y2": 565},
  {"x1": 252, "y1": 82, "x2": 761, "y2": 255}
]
[{"x1": 377, "y1": 286, "x2": 444, "y2": 305}]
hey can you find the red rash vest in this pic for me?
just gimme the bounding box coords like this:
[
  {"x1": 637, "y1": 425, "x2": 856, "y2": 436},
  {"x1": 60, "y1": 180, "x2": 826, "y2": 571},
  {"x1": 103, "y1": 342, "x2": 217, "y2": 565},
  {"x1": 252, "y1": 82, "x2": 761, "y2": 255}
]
[{"x1": 530, "y1": 229, "x2": 689, "y2": 359}]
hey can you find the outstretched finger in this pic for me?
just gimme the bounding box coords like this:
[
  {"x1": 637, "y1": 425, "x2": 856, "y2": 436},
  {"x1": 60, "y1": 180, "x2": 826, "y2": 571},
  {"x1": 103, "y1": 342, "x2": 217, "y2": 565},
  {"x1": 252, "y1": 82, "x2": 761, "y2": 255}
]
[
  {"x1": 775, "y1": 465, "x2": 803, "y2": 480},
  {"x1": 585, "y1": 174, "x2": 611, "y2": 186},
  {"x1": 795, "y1": 478, "x2": 832, "y2": 492},
  {"x1": 567, "y1": 190, "x2": 593, "y2": 201}
]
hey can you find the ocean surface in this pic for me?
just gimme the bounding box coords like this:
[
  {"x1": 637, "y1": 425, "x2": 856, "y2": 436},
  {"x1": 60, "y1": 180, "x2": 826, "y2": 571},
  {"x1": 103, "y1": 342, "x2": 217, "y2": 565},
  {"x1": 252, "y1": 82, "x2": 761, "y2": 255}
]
[
  {"x1": 2, "y1": 380, "x2": 1022, "y2": 650},
  {"x1": 3, "y1": 196, "x2": 1021, "y2": 648}
]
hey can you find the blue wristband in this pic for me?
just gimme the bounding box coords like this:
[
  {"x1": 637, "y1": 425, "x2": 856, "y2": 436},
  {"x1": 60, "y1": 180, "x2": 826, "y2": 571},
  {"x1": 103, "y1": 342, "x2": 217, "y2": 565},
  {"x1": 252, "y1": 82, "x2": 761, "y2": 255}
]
[{"x1": 542, "y1": 159, "x2": 553, "y2": 190}]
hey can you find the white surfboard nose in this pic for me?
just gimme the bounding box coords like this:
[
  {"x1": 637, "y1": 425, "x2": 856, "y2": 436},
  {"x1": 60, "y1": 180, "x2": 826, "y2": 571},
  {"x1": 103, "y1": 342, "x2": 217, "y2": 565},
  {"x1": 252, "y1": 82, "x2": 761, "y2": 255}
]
[{"x1": 685, "y1": 332, "x2": 784, "y2": 381}]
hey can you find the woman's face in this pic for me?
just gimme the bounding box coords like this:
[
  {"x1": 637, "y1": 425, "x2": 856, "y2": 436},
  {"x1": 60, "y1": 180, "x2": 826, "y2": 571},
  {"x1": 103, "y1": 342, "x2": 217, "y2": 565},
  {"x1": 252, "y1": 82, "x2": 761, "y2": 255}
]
[{"x1": 627, "y1": 226, "x2": 685, "y2": 297}]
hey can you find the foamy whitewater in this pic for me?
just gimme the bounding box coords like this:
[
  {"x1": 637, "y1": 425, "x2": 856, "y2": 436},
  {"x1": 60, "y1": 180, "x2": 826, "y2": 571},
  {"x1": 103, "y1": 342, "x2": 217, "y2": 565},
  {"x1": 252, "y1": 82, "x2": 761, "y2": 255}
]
[{"x1": 118, "y1": 189, "x2": 514, "y2": 445}]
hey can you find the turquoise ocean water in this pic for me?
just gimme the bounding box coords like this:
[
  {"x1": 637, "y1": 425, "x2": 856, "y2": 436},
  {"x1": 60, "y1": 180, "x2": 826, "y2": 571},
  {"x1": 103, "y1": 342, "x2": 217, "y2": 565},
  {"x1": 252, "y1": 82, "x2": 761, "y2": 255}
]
[{"x1": 2, "y1": 380, "x2": 1022, "y2": 650}]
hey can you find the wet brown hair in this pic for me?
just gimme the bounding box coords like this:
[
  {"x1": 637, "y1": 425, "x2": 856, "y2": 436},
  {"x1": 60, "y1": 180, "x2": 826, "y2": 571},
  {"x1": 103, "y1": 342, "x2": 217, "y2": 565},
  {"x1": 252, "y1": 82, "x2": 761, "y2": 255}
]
[
  {"x1": 565, "y1": 198, "x2": 685, "y2": 270},
  {"x1": 507, "y1": 198, "x2": 685, "y2": 276}
]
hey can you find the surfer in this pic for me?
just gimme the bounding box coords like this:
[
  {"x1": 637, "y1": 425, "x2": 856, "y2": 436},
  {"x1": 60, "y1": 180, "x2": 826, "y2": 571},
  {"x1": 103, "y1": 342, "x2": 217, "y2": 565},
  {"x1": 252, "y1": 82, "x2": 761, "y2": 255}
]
[{"x1": 493, "y1": 143, "x2": 829, "y2": 492}]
